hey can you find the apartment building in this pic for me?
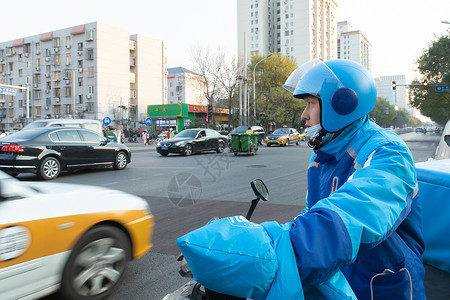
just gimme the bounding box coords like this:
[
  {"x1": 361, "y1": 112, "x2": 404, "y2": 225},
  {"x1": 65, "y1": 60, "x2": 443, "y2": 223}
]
[
  {"x1": 0, "y1": 22, "x2": 166, "y2": 130},
  {"x1": 375, "y1": 75, "x2": 408, "y2": 111},
  {"x1": 166, "y1": 67, "x2": 206, "y2": 105},
  {"x1": 237, "y1": 0, "x2": 338, "y2": 65},
  {"x1": 337, "y1": 21, "x2": 372, "y2": 72}
]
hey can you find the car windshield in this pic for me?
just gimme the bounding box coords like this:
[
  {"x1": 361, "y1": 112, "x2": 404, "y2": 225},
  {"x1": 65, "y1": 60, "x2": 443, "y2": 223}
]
[
  {"x1": 175, "y1": 130, "x2": 199, "y2": 138},
  {"x1": 23, "y1": 122, "x2": 48, "y2": 130},
  {"x1": 231, "y1": 127, "x2": 248, "y2": 133},
  {"x1": 272, "y1": 128, "x2": 289, "y2": 135}
]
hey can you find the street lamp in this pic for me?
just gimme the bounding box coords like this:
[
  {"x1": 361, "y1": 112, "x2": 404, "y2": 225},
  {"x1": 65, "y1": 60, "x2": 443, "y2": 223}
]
[{"x1": 253, "y1": 53, "x2": 272, "y2": 125}]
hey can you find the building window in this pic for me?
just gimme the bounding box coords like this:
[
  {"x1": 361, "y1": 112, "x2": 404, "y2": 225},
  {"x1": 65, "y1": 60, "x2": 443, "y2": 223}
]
[
  {"x1": 78, "y1": 42, "x2": 83, "y2": 51},
  {"x1": 65, "y1": 86, "x2": 72, "y2": 97},
  {"x1": 53, "y1": 38, "x2": 60, "y2": 48},
  {"x1": 88, "y1": 86, "x2": 94, "y2": 94}
]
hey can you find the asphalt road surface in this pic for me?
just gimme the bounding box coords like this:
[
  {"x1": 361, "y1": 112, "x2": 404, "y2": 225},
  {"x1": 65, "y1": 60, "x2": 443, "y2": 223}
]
[{"x1": 35, "y1": 131, "x2": 442, "y2": 299}]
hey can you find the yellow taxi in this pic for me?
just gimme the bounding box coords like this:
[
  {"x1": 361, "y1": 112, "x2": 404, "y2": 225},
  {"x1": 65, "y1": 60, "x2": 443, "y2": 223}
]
[
  {"x1": 0, "y1": 171, "x2": 153, "y2": 300},
  {"x1": 265, "y1": 127, "x2": 302, "y2": 146}
]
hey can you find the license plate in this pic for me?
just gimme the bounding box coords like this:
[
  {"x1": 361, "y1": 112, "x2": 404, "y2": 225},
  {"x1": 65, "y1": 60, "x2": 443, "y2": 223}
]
[{"x1": 161, "y1": 146, "x2": 168, "y2": 150}]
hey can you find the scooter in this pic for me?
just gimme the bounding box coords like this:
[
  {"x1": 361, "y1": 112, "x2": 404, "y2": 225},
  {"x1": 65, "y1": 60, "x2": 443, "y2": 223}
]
[{"x1": 162, "y1": 179, "x2": 270, "y2": 300}]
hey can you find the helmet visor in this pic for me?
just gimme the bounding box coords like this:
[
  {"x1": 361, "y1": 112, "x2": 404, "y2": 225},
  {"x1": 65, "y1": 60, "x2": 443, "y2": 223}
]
[
  {"x1": 293, "y1": 60, "x2": 343, "y2": 99},
  {"x1": 283, "y1": 59, "x2": 322, "y2": 93}
]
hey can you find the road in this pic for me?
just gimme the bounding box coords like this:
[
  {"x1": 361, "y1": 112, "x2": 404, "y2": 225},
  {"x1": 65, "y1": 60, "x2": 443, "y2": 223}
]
[{"x1": 37, "y1": 131, "x2": 440, "y2": 300}]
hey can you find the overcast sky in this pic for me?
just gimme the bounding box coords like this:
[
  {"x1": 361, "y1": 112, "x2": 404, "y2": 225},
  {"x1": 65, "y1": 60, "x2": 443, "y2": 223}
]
[{"x1": 2, "y1": 0, "x2": 449, "y2": 82}]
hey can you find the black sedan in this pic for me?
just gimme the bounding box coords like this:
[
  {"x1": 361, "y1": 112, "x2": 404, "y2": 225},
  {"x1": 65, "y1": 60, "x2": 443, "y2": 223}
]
[
  {"x1": 0, "y1": 127, "x2": 131, "y2": 180},
  {"x1": 156, "y1": 128, "x2": 227, "y2": 156}
]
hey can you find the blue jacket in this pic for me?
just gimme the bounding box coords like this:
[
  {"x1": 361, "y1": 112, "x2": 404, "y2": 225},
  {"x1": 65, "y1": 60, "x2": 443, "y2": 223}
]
[{"x1": 290, "y1": 116, "x2": 426, "y2": 299}]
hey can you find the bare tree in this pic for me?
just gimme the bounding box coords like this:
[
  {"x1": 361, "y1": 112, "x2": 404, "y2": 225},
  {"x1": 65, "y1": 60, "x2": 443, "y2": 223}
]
[{"x1": 216, "y1": 54, "x2": 243, "y2": 132}]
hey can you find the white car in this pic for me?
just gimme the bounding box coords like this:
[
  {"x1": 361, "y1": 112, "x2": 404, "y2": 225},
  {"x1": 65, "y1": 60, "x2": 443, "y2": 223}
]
[{"x1": 0, "y1": 171, "x2": 154, "y2": 300}]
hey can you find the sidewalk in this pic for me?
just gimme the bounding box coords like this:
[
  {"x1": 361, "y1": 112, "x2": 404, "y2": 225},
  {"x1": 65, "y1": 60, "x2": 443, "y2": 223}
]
[{"x1": 123, "y1": 141, "x2": 156, "y2": 151}]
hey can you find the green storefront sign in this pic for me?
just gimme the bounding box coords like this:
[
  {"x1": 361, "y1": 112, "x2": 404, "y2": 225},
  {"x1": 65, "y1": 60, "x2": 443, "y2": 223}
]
[{"x1": 147, "y1": 104, "x2": 189, "y2": 118}]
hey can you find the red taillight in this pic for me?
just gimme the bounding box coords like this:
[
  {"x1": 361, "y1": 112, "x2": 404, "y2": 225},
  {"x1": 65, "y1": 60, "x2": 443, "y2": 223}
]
[{"x1": 1, "y1": 145, "x2": 25, "y2": 152}]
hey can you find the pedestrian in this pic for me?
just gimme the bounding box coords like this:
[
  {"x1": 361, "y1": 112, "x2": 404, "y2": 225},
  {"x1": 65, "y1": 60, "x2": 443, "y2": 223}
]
[
  {"x1": 142, "y1": 130, "x2": 148, "y2": 145},
  {"x1": 245, "y1": 127, "x2": 253, "y2": 134},
  {"x1": 284, "y1": 59, "x2": 425, "y2": 299},
  {"x1": 0, "y1": 129, "x2": 6, "y2": 139}
]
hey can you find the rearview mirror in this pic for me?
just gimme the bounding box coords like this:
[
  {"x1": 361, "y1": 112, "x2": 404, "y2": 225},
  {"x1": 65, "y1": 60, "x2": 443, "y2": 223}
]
[
  {"x1": 445, "y1": 135, "x2": 450, "y2": 147},
  {"x1": 251, "y1": 179, "x2": 269, "y2": 202}
]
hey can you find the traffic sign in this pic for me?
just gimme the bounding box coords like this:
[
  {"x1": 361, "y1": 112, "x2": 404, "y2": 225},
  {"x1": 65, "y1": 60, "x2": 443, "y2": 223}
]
[
  {"x1": 145, "y1": 117, "x2": 152, "y2": 125},
  {"x1": 435, "y1": 85, "x2": 449, "y2": 92},
  {"x1": 103, "y1": 117, "x2": 111, "y2": 125},
  {"x1": 0, "y1": 87, "x2": 17, "y2": 96}
]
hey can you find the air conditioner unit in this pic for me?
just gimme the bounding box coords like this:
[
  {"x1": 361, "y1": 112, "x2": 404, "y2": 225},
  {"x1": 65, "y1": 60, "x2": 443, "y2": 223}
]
[
  {"x1": 9, "y1": 102, "x2": 13, "y2": 107},
  {"x1": 78, "y1": 51, "x2": 83, "y2": 56},
  {"x1": 86, "y1": 94, "x2": 92, "y2": 99},
  {"x1": 66, "y1": 62, "x2": 70, "y2": 66},
  {"x1": 1, "y1": 72, "x2": 5, "y2": 76},
  {"x1": 33, "y1": 84, "x2": 38, "y2": 88},
  {"x1": 45, "y1": 106, "x2": 49, "y2": 110},
  {"x1": 55, "y1": 114, "x2": 60, "y2": 118},
  {"x1": 0, "y1": 58, "x2": 4, "y2": 62},
  {"x1": 78, "y1": 68, "x2": 83, "y2": 73},
  {"x1": 24, "y1": 53, "x2": 29, "y2": 58},
  {"x1": 35, "y1": 66, "x2": 40, "y2": 72},
  {"x1": 55, "y1": 97, "x2": 60, "y2": 102},
  {"x1": 65, "y1": 80, "x2": 71, "y2": 85},
  {"x1": 45, "y1": 57, "x2": 50, "y2": 62},
  {"x1": 36, "y1": 50, "x2": 41, "y2": 55},
  {"x1": 66, "y1": 44, "x2": 71, "y2": 49},
  {"x1": 7, "y1": 71, "x2": 11, "y2": 75},
  {"x1": 45, "y1": 89, "x2": 50, "y2": 94},
  {"x1": 54, "y1": 48, "x2": 60, "y2": 53},
  {"x1": 45, "y1": 73, "x2": 50, "y2": 78}
]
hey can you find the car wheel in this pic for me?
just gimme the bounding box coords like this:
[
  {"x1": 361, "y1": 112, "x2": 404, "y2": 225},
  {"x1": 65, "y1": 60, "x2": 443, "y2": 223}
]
[
  {"x1": 7, "y1": 172, "x2": 19, "y2": 177},
  {"x1": 38, "y1": 156, "x2": 61, "y2": 180},
  {"x1": 296, "y1": 139, "x2": 300, "y2": 145},
  {"x1": 113, "y1": 151, "x2": 128, "y2": 170},
  {"x1": 267, "y1": 143, "x2": 271, "y2": 147},
  {"x1": 184, "y1": 144, "x2": 193, "y2": 156},
  {"x1": 285, "y1": 139, "x2": 289, "y2": 146},
  {"x1": 60, "y1": 225, "x2": 130, "y2": 300},
  {"x1": 216, "y1": 141, "x2": 225, "y2": 153}
]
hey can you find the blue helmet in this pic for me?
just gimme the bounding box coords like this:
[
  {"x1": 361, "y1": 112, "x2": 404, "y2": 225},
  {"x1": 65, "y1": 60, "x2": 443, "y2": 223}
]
[{"x1": 293, "y1": 59, "x2": 377, "y2": 133}]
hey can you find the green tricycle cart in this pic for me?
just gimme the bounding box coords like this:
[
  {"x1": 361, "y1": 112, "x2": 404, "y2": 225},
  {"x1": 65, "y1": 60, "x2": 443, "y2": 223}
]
[{"x1": 230, "y1": 133, "x2": 258, "y2": 156}]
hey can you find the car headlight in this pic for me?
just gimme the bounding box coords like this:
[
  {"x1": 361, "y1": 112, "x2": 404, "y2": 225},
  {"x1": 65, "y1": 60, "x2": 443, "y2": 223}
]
[
  {"x1": 174, "y1": 141, "x2": 185, "y2": 146},
  {"x1": 156, "y1": 142, "x2": 161, "y2": 147}
]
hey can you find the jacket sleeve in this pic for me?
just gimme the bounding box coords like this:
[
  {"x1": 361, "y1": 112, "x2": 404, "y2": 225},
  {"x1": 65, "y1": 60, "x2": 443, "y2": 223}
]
[{"x1": 290, "y1": 141, "x2": 417, "y2": 286}]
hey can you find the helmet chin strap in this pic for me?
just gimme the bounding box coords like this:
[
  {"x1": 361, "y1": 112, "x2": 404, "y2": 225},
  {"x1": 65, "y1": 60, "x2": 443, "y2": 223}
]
[{"x1": 308, "y1": 128, "x2": 328, "y2": 149}]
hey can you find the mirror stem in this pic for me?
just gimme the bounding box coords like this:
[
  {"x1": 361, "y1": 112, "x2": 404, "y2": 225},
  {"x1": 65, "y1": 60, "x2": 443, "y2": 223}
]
[{"x1": 246, "y1": 198, "x2": 260, "y2": 220}]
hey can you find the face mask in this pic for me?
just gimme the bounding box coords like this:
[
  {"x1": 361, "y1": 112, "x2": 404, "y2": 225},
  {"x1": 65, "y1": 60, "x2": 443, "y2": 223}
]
[{"x1": 306, "y1": 124, "x2": 322, "y2": 139}]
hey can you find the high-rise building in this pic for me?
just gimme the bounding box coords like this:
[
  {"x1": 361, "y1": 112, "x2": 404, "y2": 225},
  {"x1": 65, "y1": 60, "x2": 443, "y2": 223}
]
[
  {"x1": 167, "y1": 67, "x2": 206, "y2": 105},
  {"x1": 374, "y1": 75, "x2": 408, "y2": 110},
  {"x1": 0, "y1": 22, "x2": 166, "y2": 130},
  {"x1": 337, "y1": 21, "x2": 372, "y2": 72},
  {"x1": 237, "y1": 0, "x2": 338, "y2": 65}
]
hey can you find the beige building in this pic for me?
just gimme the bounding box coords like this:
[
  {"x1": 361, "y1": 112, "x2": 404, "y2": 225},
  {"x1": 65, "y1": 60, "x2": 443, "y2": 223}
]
[
  {"x1": 166, "y1": 67, "x2": 207, "y2": 105},
  {"x1": 238, "y1": 0, "x2": 338, "y2": 65},
  {"x1": 337, "y1": 21, "x2": 372, "y2": 72},
  {"x1": 0, "y1": 22, "x2": 166, "y2": 130}
]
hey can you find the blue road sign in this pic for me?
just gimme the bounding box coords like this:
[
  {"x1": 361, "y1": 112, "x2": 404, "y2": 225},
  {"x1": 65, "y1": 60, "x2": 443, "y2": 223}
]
[
  {"x1": 435, "y1": 85, "x2": 450, "y2": 92},
  {"x1": 145, "y1": 117, "x2": 152, "y2": 125},
  {"x1": 103, "y1": 117, "x2": 111, "y2": 125},
  {"x1": 0, "y1": 87, "x2": 17, "y2": 96}
]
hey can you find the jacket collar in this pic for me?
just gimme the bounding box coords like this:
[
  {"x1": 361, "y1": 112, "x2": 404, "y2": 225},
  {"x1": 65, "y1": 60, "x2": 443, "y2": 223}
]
[{"x1": 317, "y1": 115, "x2": 369, "y2": 161}]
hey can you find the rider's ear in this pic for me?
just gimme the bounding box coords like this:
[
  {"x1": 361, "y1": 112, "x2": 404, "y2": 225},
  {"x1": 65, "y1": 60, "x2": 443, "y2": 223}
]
[{"x1": 331, "y1": 88, "x2": 358, "y2": 115}]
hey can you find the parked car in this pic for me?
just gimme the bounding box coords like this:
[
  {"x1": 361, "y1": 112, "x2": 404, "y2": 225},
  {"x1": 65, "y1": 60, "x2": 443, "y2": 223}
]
[
  {"x1": 156, "y1": 128, "x2": 227, "y2": 156},
  {"x1": 415, "y1": 127, "x2": 424, "y2": 133},
  {"x1": 0, "y1": 127, "x2": 131, "y2": 180},
  {"x1": 23, "y1": 118, "x2": 104, "y2": 135},
  {"x1": 265, "y1": 127, "x2": 301, "y2": 146},
  {"x1": 0, "y1": 170, "x2": 153, "y2": 300},
  {"x1": 227, "y1": 126, "x2": 266, "y2": 145}
]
